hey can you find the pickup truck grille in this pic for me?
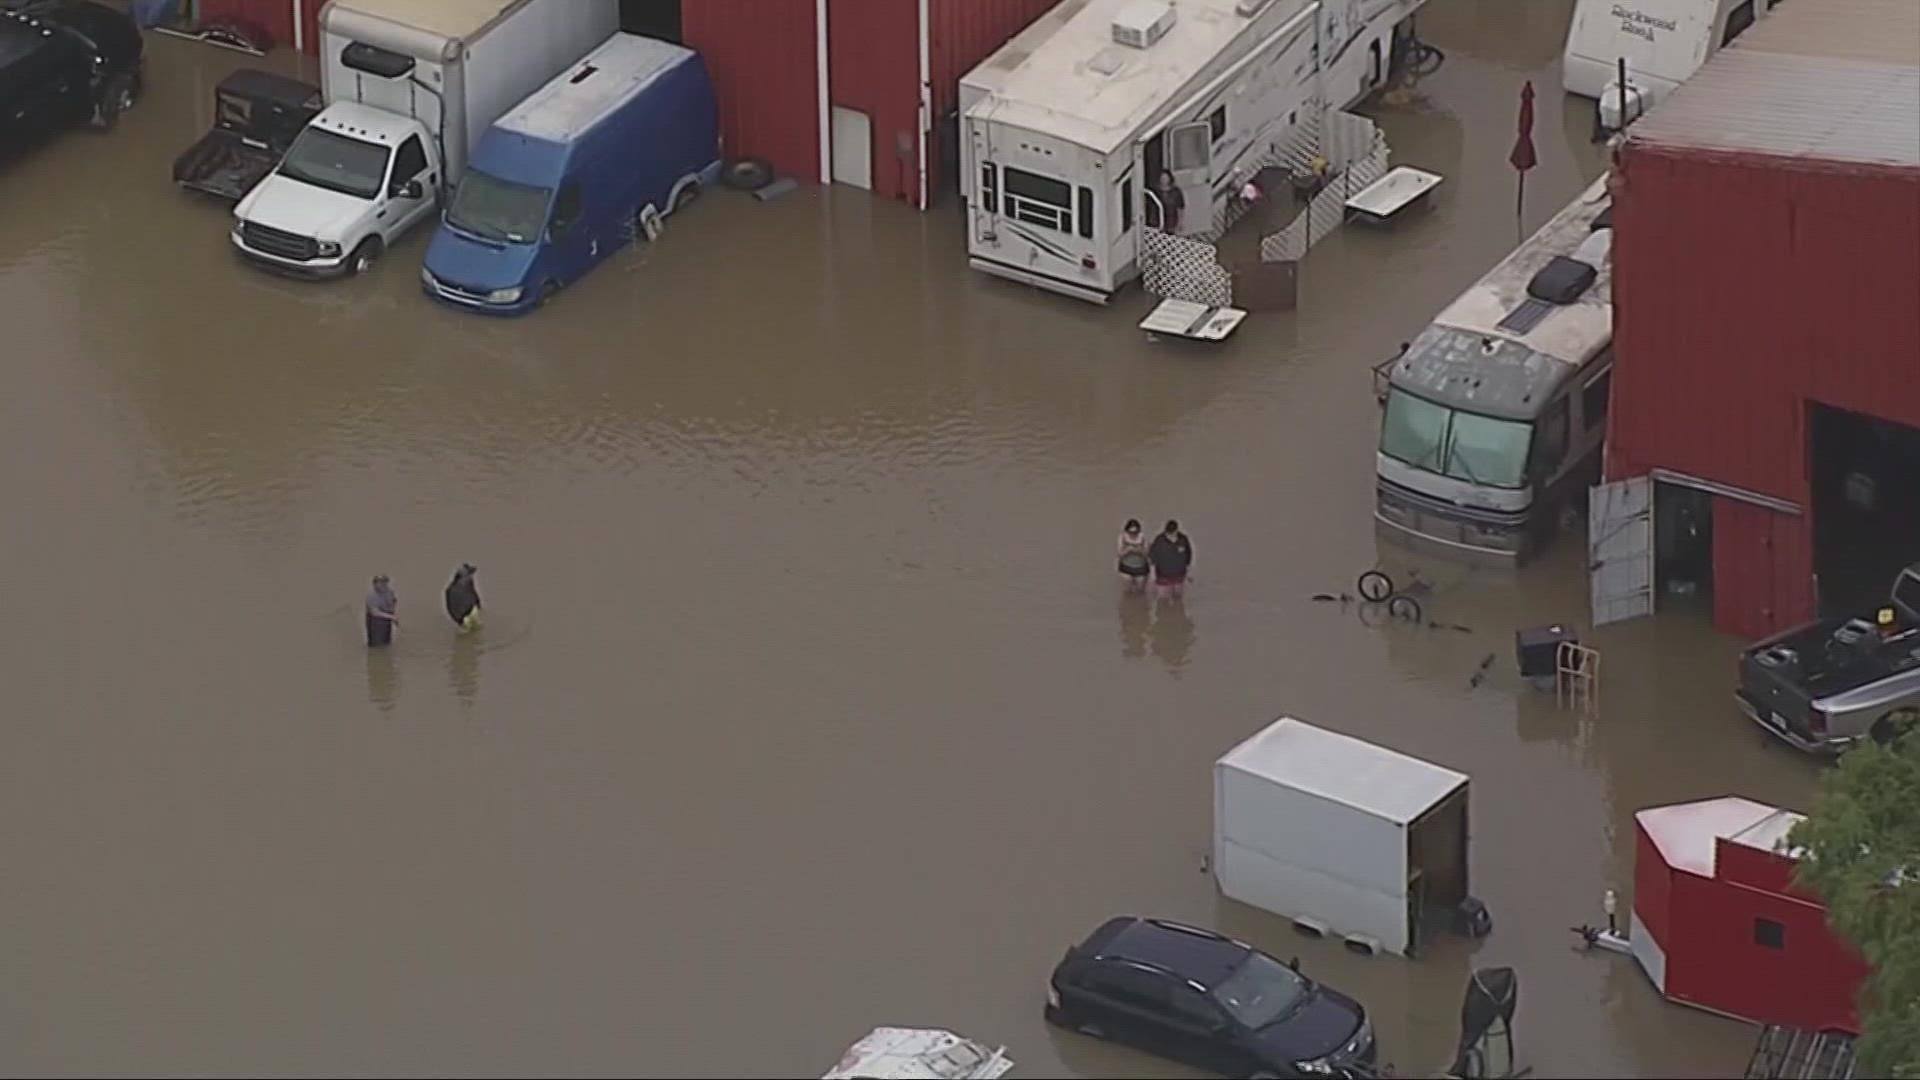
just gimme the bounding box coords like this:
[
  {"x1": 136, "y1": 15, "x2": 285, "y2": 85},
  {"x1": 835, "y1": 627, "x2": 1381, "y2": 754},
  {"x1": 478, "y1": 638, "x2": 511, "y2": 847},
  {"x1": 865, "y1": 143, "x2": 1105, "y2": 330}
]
[{"x1": 241, "y1": 221, "x2": 317, "y2": 261}]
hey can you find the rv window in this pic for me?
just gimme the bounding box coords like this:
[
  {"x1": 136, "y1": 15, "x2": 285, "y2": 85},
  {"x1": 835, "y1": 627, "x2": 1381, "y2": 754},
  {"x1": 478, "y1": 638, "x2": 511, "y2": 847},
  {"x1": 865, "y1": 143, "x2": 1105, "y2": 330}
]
[
  {"x1": 1447, "y1": 411, "x2": 1532, "y2": 489},
  {"x1": 1530, "y1": 399, "x2": 1570, "y2": 476},
  {"x1": 1077, "y1": 186, "x2": 1094, "y2": 239},
  {"x1": 1753, "y1": 918, "x2": 1786, "y2": 949},
  {"x1": 1582, "y1": 371, "x2": 1612, "y2": 432},
  {"x1": 1379, "y1": 390, "x2": 1452, "y2": 473},
  {"x1": 1120, "y1": 178, "x2": 1133, "y2": 233},
  {"x1": 1723, "y1": 0, "x2": 1756, "y2": 45},
  {"x1": 1208, "y1": 106, "x2": 1226, "y2": 144},
  {"x1": 1002, "y1": 167, "x2": 1073, "y2": 233},
  {"x1": 980, "y1": 165, "x2": 997, "y2": 213}
]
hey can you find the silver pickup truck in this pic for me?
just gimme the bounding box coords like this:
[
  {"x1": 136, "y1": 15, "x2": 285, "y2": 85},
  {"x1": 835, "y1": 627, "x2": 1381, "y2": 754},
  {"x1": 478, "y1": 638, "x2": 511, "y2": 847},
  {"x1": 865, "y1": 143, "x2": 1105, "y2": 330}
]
[{"x1": 1736, "y1": 563, "x2": 1920, "y2": 754}]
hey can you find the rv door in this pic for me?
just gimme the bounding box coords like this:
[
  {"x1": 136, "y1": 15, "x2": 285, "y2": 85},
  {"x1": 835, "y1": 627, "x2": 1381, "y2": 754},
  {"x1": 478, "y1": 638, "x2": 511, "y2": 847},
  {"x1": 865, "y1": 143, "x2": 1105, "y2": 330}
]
[{"x1": 1167, "y1": 121, "x2": 1212, "y2": 236}]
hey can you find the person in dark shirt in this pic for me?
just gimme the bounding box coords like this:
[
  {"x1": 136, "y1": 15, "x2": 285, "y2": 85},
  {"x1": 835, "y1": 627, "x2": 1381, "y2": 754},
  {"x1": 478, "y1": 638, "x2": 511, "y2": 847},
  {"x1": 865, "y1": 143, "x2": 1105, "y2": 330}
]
[
  {"x1": 365, "y1": 574, "x2": 398, "y2": 647},
  {"x1": 1154, "y1": 171, "x2": 1184, "y2": 233},
  {"x1": 444, "y1": 563, "x2": 482, "y2": 633},
  {"x1": 1148, "y1": 519, "x2": 1193, "y2": 597}
]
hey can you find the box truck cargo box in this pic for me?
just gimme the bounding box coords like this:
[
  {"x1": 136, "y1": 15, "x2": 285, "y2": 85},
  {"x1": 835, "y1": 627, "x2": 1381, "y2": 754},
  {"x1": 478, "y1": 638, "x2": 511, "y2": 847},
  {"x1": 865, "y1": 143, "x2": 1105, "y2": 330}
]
[{"x1": 1213, "y1": 717, "x2": 1471, "y2": 957}]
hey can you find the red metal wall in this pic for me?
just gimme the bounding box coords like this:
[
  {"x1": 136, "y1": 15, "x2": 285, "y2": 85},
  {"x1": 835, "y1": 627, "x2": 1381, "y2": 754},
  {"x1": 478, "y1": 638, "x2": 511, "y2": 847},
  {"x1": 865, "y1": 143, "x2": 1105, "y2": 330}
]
[
  {"x1": 826, "y1": 0, "x2": 919, "y2": 203},
  {"x1": 1608, "y1": 147, "x2": 1920, "y2": 635},
  {"x1": 197, "y1": 0, "x2": 318, "y2": 54},
  {"x1": 925, "y1": 0, "x2": 1056, "y2": 191},
  {"x1": 683, "y1": 0, "x2": 820, "y2": 184},
  {"x1": 1709, "y1": 497, "x2": 1817, "y2": 640},
  {"x1": 1632, "y1": 821, "x2": 1674, "y2": 948}
]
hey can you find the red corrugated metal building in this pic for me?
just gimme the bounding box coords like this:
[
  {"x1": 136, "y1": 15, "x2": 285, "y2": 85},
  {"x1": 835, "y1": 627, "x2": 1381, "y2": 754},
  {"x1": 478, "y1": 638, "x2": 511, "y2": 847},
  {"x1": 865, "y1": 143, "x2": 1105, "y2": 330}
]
[
  {"x1": 1630, "y1": 797, "x2": 1869, "y2": 1033},
  {"x1": 688, "y1": 0, "x2": 1058, "y2": 206},
  {"x1": 1603, "y1": 0, "x2": 1920, "y2": 639}
]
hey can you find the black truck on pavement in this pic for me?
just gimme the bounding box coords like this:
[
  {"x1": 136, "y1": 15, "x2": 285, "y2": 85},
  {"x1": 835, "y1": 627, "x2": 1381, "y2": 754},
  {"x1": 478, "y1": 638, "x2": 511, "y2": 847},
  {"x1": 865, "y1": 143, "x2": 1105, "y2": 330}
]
[
  {"x1": 0, "y1": 0, "x2": 143, "y2": 156},
  {"x1": 1738, "y1": 563, "x2": 1920, "y2": 755}
]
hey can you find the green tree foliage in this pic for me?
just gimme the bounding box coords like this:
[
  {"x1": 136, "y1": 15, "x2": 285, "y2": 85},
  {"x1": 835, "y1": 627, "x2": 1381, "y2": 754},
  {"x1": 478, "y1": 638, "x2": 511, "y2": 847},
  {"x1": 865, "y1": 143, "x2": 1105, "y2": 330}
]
[{"x1": 1789, "y1": 731, "x2": 1920, "y2": 1078}]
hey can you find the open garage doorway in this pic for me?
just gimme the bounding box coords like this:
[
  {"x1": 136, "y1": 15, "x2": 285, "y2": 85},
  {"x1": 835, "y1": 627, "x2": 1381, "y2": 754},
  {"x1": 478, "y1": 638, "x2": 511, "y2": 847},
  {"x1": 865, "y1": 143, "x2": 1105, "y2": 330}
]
[
  {"x1": 619, "y1": 0, "x2": 682, "y2": 42},
  {"x1": 1653, "y1": 482, "x2": 1714, "y2": 614},
  {"x1": 1810, "y1": 403, "x2": 1920, "y2": 615}
]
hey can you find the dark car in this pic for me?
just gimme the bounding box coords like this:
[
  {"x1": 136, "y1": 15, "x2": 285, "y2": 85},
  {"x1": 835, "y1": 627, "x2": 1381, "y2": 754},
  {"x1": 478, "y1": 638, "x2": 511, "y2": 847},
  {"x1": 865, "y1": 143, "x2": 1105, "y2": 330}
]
[
  {"x1": 1046, "y1": 917, "x2": 1377, "y2": 1079},
  {"x1": 0, "y1": 0, "x2": 143, "y2": 156}
]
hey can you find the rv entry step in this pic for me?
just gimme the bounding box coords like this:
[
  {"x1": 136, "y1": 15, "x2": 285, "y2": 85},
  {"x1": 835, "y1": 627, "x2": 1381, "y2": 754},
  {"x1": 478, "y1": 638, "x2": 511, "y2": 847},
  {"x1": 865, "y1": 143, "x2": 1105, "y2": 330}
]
[
  {"x1": 1346, "y1": 166, "x2": 1444, "y2": 225},
  {"x1": 1140, "y1": 298, "x2": 1247, "y2": 342}
]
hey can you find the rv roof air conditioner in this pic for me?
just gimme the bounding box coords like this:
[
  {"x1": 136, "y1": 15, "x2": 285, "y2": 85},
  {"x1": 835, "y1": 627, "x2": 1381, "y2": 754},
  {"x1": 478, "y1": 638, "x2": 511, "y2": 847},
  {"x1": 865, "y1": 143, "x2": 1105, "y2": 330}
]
[
  {"x1": 1113, "y1": 0, "x2": 1177, "y2": 49},
  {"x1": 1526, "y1": 228, "x2": 1610, "y2": 306}
]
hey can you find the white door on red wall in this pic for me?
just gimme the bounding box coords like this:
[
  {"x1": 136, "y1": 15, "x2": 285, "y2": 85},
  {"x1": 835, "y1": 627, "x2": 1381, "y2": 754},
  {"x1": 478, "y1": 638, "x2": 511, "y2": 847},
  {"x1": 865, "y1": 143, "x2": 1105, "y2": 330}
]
[
  {"x1": 1589, "y1": 476, "x2": 1655, "y2": 626},
  {"x1": 831, "y1": 106, "x2": 873, "y2": 190}
]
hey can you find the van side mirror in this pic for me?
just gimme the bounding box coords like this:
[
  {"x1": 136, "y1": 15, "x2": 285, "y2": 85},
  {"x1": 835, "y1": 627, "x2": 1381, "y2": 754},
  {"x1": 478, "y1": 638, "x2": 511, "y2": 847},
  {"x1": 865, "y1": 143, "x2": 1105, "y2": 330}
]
[{"x1": 1288, "y1": 956, "x2": 1301, "y2": 972}]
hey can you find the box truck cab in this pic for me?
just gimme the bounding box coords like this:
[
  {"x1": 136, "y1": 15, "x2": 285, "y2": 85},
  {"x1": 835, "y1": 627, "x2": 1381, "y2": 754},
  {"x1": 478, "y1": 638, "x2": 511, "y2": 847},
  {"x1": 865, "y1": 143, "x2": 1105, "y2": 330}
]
[
  {"x1": 230, "y1": 100, "x2": 438, "y2": 276},
  {"x1": 420, "y1": 34, "x2": 718, "y2": 314},
  {"x1": 1562, "y1": 0, "x2": 1773, "y2": 130},
  {"x1": 229, "y1": 0, "x2": 618, "y2": 278}
]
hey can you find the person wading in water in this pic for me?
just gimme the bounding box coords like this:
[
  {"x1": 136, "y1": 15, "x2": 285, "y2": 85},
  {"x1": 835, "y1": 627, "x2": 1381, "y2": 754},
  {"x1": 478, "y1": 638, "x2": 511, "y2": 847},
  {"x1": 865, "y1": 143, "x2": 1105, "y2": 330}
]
[
  {"x1": 366, "y1": 574, "x2": 399, "y2": 647},
  {"x1": 444, "y1": 563, "x2": 482, "y2": 633},
  {"x1": 1148, "y1": 520, "x2": 1194, "y2": 598},
  {"x1": 1117, "y1": 519, "x2": 1150, "y2": 592}
]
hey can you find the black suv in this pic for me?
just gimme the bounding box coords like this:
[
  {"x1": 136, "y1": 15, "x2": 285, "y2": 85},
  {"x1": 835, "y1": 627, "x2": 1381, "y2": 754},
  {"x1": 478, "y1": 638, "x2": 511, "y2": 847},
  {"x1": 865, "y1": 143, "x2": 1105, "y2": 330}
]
[
  {"x1": 1046, "y1": 917, "x2": 1378, "y2": 1079},
  {"x1": 1, "y1": 0, "x2": 143, "y2": 156}
]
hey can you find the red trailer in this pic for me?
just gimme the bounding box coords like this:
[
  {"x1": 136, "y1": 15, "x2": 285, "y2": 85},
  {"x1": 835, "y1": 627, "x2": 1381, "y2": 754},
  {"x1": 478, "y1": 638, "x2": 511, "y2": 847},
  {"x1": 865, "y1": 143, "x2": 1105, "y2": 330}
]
[
  {"x1": 1594, "y1": 0, "x2": 1920, "y2": 639},
  {"x1": 1629, "y1": 797, "x2": 1869, "y2": 1033}
]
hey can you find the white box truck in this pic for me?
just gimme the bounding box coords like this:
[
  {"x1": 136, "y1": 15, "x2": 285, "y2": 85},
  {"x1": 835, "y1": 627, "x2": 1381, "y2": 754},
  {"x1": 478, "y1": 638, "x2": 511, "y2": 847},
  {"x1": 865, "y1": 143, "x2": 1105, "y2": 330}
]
[
  {"x1": 231, "y1": 0, "x2": 617, "y2": 279},
  {"x1": 1213, "y1": 717, "x2": 1471, "y2": 958}
]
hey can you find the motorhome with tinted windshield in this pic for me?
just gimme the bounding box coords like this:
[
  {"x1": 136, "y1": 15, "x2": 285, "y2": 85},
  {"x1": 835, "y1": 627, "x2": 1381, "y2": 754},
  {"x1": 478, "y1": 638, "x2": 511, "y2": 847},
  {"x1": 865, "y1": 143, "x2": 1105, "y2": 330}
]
[
  {"x1": 959, "y1": 0, "x2": 1427, "y2": 305},
  {"x1": 1374, "y1": 174, "x2": 1614, "y2": 565},
  {"x1": 1562, "y1": 0, "x2": 1775, "y2": 130}
]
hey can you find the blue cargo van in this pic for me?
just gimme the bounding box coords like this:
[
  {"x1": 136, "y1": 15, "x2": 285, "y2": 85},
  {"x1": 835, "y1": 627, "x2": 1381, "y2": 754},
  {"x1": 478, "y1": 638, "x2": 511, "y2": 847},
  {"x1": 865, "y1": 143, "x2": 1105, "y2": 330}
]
[{"x1": 420, "y1": 33, "x2": 719, "y2": 315}]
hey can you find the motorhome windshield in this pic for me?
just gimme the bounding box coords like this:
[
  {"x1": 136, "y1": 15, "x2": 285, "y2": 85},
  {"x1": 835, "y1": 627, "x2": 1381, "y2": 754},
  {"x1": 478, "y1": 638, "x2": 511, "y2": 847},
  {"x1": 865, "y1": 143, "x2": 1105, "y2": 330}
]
[
  {"x1": 1380, "y1": 388, "x2": 1533, "y2": 489},
  {"x1": 445, "y1": 169, "x2": 551, "y2": 245},
  {"x1": 276, "y1": 127, "x2": 389, "y2": 200}
]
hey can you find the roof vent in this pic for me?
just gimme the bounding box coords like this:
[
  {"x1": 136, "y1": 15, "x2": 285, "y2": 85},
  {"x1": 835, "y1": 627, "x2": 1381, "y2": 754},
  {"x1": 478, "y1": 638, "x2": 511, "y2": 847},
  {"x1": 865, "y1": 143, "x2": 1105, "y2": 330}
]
[
  {"x1": 569, "y1": 63, "x2": 599, "y2": 85},
  {"x1": 1088, "y1": 47, "x2": 1126, "y2": 76},
  {"x1": 1236, "y1": 0, "x2": 1274, "y2": 15},
  {"x1": 1497, "y1": 298, "x2": 1555, "y2": 335},
  {"x1": 1527, "y1": 256, "x2": 1598, "y2": 305},
  {"x1": 1112, "y1": 0, "x2": 1176, "y2": 49}
]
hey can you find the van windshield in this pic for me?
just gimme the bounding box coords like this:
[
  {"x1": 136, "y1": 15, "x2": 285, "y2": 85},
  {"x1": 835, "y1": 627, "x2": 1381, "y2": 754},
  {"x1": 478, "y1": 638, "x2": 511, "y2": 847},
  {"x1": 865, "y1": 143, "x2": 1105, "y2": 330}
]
[
  {"x1": 446, "y1": 169, "x2": 551, "y2": 245},
  {"x1": 1380, "y1": 388, "x2": 1533, "y2": 489},
  {"x1": 277, "y1": 127, "x2": 389, "y2": 200}
]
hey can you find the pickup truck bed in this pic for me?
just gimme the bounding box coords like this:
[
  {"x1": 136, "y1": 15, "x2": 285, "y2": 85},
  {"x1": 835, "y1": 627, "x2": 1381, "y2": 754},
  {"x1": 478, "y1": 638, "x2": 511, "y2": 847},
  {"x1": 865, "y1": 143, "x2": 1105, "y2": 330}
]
[{"x1": 172, "y1": 130, "x2": 280, "y2": 201}]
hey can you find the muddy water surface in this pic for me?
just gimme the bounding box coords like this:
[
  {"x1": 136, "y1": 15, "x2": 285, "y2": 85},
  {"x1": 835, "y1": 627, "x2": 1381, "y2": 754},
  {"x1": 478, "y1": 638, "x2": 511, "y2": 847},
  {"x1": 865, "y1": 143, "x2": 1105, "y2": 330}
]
[{"x1": 1, "y1": 5, "x2": 1821, "y2": 1077}]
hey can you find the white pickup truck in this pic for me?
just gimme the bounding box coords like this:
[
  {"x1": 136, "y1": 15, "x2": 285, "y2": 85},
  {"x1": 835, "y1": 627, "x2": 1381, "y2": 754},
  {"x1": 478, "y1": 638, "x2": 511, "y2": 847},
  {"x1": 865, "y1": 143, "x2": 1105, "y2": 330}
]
[{"x1": 230, "y1": 0, "x2": 614, "y2": 278}]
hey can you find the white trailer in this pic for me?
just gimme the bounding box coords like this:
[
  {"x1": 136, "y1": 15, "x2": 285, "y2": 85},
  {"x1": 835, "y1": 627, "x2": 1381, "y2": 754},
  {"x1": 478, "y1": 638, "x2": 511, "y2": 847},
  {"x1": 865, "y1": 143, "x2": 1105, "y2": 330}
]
[
  {"x1": 1213, "y1": 717, "x2": 1470, "y2": 958},
  {"x1": 959, "y1": 0, "x2": 1426, "y2": 305},
  {"x1": 1561, "y1": 0, "x2": 1773, "y2": 131},
  {"x1": 317, "y1": 0, "x2": 618, "y2": 188}
]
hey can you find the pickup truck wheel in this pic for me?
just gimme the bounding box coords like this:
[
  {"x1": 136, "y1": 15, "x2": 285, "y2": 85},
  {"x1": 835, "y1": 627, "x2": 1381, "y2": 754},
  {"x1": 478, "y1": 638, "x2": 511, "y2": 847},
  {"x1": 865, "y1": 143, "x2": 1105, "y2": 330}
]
[
  {"x1": 1872, "y1": 708, "x2": 1919, "y2": 746},
  {"x1": 92, "y1": 75, "x2": 136, "y2": 131},
  {"x1": 349, "y1": 238, "x2": 382, "y2": 275}
]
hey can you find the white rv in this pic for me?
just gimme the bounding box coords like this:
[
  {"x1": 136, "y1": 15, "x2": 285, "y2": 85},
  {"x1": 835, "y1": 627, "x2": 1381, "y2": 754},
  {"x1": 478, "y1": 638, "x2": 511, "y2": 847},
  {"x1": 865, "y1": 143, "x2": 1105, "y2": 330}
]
[
  {"x1": 959, "y1": 0, "x2": 1425, "y2": 305},
  {"x1": 1562, "y1": 0, "x2": 1776, "y2": 130}
]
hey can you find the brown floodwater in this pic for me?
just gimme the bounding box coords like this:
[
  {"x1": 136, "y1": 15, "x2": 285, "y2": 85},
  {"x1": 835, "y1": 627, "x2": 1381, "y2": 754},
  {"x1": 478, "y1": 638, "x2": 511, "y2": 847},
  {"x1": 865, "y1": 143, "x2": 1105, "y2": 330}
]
[{"x1": 0, "y1": 4, "x2": 1825, "y2": 1077}]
